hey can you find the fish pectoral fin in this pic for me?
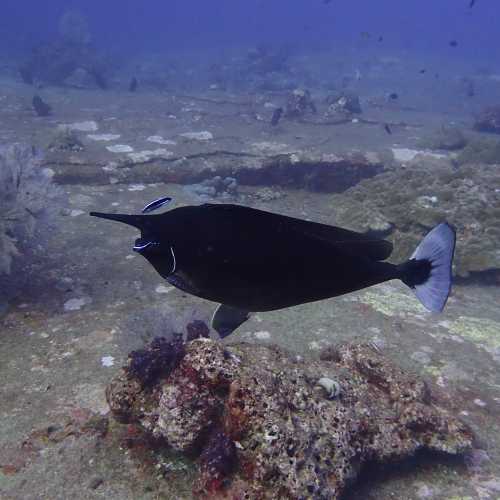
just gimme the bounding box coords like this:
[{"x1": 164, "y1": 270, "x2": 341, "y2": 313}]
[{"x1": 211, "y1": 304, "x2": 250, "y2": 339}]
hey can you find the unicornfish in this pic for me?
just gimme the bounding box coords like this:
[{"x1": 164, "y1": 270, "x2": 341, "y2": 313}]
[{"x1": 90, "y1": 199, "x2": 456, "y2": 338}]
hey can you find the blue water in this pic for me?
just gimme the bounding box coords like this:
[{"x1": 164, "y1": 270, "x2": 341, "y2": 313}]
[{"x1": 2, "y1": 0, "x2": 499, "y2": 66}]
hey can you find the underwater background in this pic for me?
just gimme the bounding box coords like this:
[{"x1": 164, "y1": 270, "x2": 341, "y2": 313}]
[{"x1": 1, "y1": 1, "x2": 500, "y2": 499}]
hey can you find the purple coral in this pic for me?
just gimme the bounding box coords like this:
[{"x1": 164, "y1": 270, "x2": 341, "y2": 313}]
[{"x1": 127, "y1": 334, "x2": 185, "y2": 388}]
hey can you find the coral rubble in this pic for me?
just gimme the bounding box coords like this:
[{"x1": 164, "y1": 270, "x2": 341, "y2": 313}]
[{"x1": 107, "y1": 335, "x2": 473, "y2": 499}]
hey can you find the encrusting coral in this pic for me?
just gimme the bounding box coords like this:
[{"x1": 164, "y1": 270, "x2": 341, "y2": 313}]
[{"x1": 107, "y1": 326, "x2": 473, "y2": 499}]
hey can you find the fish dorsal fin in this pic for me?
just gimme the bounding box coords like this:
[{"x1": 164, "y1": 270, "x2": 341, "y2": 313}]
[
  {"x1": 294, "y1": 222, "x2": 393, "y2": 261},
  {"x1": 201, "y1": 203, "x2": 393, "y2": 261}
]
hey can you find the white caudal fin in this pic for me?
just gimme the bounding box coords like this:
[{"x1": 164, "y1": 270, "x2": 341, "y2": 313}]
[{"x1": 410, "y1": 223, "x2": 456, "y2": 312}]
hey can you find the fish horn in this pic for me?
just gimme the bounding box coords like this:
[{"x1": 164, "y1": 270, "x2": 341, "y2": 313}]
[{"x1": 89, "y1": 211, "x2": 147, "y2": 230}]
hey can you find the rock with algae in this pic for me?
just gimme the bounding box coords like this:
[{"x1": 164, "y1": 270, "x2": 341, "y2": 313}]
[
  {"x1": 474, "y1": 105, "x2": 500, "y2": 134},
  {"x1": 107, "y1": 335, "x2": 473, "y2": 499},
  {"x1": 331, "y1": 160, "x2": 500, "y2": 277},
  {"x1": 418, "y1": 126, "x2": 467, "y2": 151},
  {"x1": 455, "y1": 135, "x2": 500, "y2": 165}
]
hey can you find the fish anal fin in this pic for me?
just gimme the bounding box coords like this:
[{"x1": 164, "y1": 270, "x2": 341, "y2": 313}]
[{"x1": 212, "y1": 304, "x2": 250, "y2": 339}]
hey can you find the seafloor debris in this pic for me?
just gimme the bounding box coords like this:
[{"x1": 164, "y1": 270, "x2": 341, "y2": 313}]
[
  {"x1": 47, "y1": 128, "x2": 84, "y2": 152},
  {"x1": 183, "y1": 175, "x2": 238, "y2": 199},
  {"x1": 474, "y1": 105, "x2": 500, "y2": 134},
  {"x1": 285, "y1": 88, "x2": 317, "y2": 119},
  {"x1": 325, "y1": 92, "x2": 362, "y2": 115},
  {"x1": 107, "y1": 335, "x2": 473, "y2": 499}
]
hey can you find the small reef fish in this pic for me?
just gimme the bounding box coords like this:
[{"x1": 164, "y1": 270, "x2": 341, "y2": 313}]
[
  {"x1": 388, "y1": 92, "x2": 399, "y2": 100},
  {"x1": 449, "y1": 40, "x2": 458, "y2": 47},
  {"x1": 270, "y1": 107, "x2": 283, "y2": 126},
  {"x1": 19, "y1": 66, "x2": 33, "y2": 85},
  {"x1": 129, "y1": 77, "x2": 138, "y2": 92},
  {"x1": 383, "y1": 124, "x2": 392, "y2": 134},
  {"x1": 91, "y1": 200, "x2": 456, "y2": 338},
  {"x1": 32, "y1": 95, "x2": 51, "y2": 117}
]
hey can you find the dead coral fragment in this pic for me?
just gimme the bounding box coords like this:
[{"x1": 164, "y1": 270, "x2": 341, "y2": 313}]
[{"x1": 107, "y1": 338, "x2": 473, "y2": 499}]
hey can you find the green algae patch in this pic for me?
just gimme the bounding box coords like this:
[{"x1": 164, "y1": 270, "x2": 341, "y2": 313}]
[
  {"x1": 448, "y1": 316, "x2": 500, "y2": 351},
  {"x1": 361, "y1": 288, "x2": 427, "y2": 317},
  {"x1": 423, "y1": 364, "x2": 444, "y2": 379}
]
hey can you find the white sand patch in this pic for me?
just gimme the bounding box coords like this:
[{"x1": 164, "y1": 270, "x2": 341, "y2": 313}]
[
  {"x1": 147, "y1": 135, "x2": 177, "y2": 145},
  {"x1": 155, "y1": 284, "x2": 174, "y2": 294},
  {"x1": 254, "y1": 330, "x2": 271, "y2": 340},
  {"x1": 101, "y1": 356, "x2": 115, "y2": 367},
  {"x1": 106, "y1": 144, "x2": 134, "y2": 153},
  {"x1": 252, "y1": 141, "x2": 292, "y2": 154},
  {"x1": 87, "y1": 133, "x2": 121, "y2": 141},
  {"x1": 64, "y1": 297, "x2": 89, "y2": 311},
  {"x1": 42, "y1": 167, "x2": 55, "y2": 178},
  {"x1": 392, "y1": 148, "x2": 448, "y2": 163},
  {"x1": 59, "y1": 120, "x2": 98, "y2": 132},
  {"x1": 127, "y1": 149, "x2": 173, "y2": 163},
  {"x1": 180, "y1": 131, "x2": 213, "y2": 141},
  {"x1": 128, "y1": 184, "x2": 146, "y2": 191}
]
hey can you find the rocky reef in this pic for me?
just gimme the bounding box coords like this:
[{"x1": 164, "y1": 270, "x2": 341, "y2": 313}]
[
  {"x1": 455, "y1": 135, "x2": 500, "y2": 165},
  {"x1": 331, "y1": 159, "x2": 500, "y2": 278},
  {"x1": 474, "y1": 106, "x2": 500, "y2": 134},
  {"x1": 418, "y1": 126, "x2": 467, "y2": 151},
  {"x1": 107, "y1": 332, "x2": 473, "y2": 499},
  {"x1": 19, "y1": 10, "x2": 108, "y2": 87},
  {"x1": 325, "y1": 92, "x2": 362, "y2": 116},
  {"x1": 285, "y1": 88, "x2": 317, "y2": 119}
]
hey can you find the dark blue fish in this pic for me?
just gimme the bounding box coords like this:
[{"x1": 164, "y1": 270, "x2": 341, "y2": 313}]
[{"x1": 90, "y1": 202, "x2": 455, "y2": 338}]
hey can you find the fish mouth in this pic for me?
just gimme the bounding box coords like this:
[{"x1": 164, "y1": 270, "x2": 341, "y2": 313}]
[{"x1": 90, "y1": 211, "x2": 146, "y2": 230}]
